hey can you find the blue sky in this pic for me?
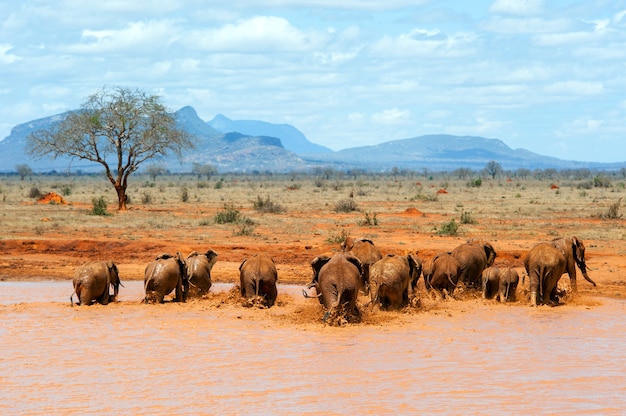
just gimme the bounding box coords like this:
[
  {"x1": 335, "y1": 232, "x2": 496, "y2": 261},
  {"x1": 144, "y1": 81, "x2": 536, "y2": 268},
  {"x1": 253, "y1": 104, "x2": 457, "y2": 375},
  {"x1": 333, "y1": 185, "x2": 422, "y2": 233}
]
[{"x1": 1, "y1": 0, "x2": 626, "y2": 162}]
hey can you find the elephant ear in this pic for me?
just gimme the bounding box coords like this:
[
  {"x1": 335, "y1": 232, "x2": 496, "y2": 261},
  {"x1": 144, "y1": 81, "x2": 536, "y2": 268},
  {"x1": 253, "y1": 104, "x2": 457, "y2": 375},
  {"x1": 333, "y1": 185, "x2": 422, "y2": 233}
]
[
  {"x1": 156, "y1": 253, "x2": 174, "y2": 260},
  {"x1": 186, "y1": 251, "x2": 199, "y2": 259},
  {"x1": 344, "y1": 254, "x2": 363, "y2": 275},
  {"x1": 205, "y1": 249, "x2": 218, "y2": 269},
  {"x1": 483, "y1": 243, "x2": 497, "y2": 266},
  {"x1": 341, "y1": 237, "x2": 354, "y2": 252},
  {"x1": 408, "y1": 253, "x2": 422, "y2": 272},
  {"x1": 311, "y1": 255, "x2": 331, "y2": 277},
  {"x1": 571, "y1": 236, "x2": 585, "y2": 263}
]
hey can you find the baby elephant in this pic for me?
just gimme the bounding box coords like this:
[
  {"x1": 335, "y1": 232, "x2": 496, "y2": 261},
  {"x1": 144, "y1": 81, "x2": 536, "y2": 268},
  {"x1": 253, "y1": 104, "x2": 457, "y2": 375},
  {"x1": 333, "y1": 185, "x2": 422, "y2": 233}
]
[
  {"x1": 144, "y1": 253, "x2": 188, "y2": 303},
  {"x1": 239, "y1": 252, "x2": 278, "y2": 307},
  {"x1": 71, "y1": 261, "x2": 122, "y2": 306},
  {"x1": 482, "y1": 266, "x2": 519, "y2": 303},
  {"x1": 185, "y1": 249, "x2": 218, "y2": 298}
]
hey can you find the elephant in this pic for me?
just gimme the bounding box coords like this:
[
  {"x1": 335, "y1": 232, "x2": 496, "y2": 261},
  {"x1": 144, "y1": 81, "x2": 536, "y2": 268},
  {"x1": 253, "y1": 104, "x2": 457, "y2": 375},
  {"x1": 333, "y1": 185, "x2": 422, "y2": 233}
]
[
  {"x1": 524, "y1": 236, "x2": 595, "y2": 306},
  {"x1": 305, "y1": 253, "x2": 363, "y2": 323},
  {"x1": 550, "y1": 236, "x2": 596, "y2": 292},
  {"x1": 369, "y1": 253, "x2": 422, "y2": 310},
  {"x1": 482, "y1": 266, "x2": 519, "y2": 303},
  {"x1": 144, "y1": 252, "x2": 188, "y2": 303},
  {"x1": 481, "y1": 266, "x2": 500, "y2": 300},
  {"x1": 423, "y1": 252, "x2": 461, "y2": 296},
  {"x1": 498, "y1": 268, "x2": 519, "y2": 303},
  {"x1": 341, "y1": 236, "x2": 383, "y2": 295},
  {"x1": 451, "y1": 241, "x2": 497, "y2": 289},
  {"x1": 71, "y1": 261, "x2": 122, "y2": 306},
  {"x1": 239, "y1": 252, "x2": 278, "y2": 307},
  {"x1": 185, "y1": 249, "x2": 218, "y2": 297}
]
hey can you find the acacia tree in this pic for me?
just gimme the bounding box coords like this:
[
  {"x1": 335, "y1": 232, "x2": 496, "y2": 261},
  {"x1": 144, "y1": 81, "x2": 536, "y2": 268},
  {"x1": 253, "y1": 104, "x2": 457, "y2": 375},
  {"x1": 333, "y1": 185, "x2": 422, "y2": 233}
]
[
  {"x1": 15, "y1": 164, "x2": 33, "y2": 180},
  {"x1": 191, "y1": 162, "x2": 218, "y2": 181},
  {"x1": 27, "y1": 86, "x2": 195, "y2": 210},
  {"x1": 484, "y1": 160, "x2": 503, "y2": 179}
]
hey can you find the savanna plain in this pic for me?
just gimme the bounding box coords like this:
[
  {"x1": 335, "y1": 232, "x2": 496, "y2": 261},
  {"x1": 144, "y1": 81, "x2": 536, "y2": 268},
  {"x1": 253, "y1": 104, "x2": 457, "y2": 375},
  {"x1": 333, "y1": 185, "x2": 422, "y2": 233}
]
[{"x1": 1, "y1": 172, "x2": 626, "y2": 414}]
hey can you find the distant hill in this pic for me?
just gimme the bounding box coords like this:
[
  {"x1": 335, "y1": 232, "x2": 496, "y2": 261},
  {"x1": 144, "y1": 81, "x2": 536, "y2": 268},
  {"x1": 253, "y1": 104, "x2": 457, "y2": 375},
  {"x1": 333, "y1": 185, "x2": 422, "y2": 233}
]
[
  {"x1": 301, "y1": 135, "x2": 624, "y2": 171},
  {"x1": 0, "y1": 106, "x2": 316, "y2": 173},
  {"x1": 208, "y1": 114, "x2": 332, "y2": 154},
  {"x1": 0, "y1": 107, "x2": 623, "y2": 174}
]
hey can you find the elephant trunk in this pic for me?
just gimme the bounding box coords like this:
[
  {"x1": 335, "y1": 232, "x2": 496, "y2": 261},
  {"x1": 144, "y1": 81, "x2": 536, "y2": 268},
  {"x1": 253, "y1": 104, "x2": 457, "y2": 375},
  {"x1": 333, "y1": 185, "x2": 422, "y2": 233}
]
[{"x1": 579, "y1": 262, "x2": 597, "y2": 287}]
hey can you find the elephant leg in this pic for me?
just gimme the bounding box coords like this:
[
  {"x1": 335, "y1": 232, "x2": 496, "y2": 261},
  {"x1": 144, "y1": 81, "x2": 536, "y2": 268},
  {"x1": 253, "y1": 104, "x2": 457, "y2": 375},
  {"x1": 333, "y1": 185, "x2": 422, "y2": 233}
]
[{"x1": 175, "y1": 280, "x2": 184, "y2": 302}]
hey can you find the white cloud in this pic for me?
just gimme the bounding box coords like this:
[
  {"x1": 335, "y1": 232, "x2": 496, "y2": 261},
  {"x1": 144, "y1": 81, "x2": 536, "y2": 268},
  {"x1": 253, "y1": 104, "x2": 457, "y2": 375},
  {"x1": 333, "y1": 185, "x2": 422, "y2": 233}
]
[
  {"x1": 0, "y1": 44, "x2": 20, "y2": 64},
  {"x1": 369, "y1": 28, "x2": 478, "y2": 58},
  {"x1": 544, "y1": 81, "x2": 604, "y2": 96},
  {"x1": 489, "y1": 0, "x2": 544, "y2": 16},
  {"x1": 481, "y1": 16, "x2": 570, "y2": 34},
  {"x1": 64, "y1": 20, "x2": 180, "y2": 54},
  {"x1": 372, "y1": 108, "x2": 411, "y2": 124},
  {"x1": 189, "y1": 16, "x2": 326, "y2": 53}
]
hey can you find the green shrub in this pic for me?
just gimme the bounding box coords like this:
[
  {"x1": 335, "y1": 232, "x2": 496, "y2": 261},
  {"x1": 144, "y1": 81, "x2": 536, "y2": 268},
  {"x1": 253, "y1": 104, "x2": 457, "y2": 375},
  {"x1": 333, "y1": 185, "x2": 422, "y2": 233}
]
[
  {"x1": 593, "y1": 175, "x2": 612, "y2": 188},
  {"x1": 90, "y1": 196, "x2": 111, "y2": 216},
  {"x1": 214, "y1": 204, "x2": 241, "y2": 224},
  {"x1": 460, "y1": 210, "x2": 477, "y2": 224},
  {"x1": 436, "y1": 219, "x2": 459, "y2": 236},
  {"x1": 326, "y1": 229, "x2": 349, "y2": 244},
  {"x1": 466, "y1": 178, "x2": 482, "y2": 187}
]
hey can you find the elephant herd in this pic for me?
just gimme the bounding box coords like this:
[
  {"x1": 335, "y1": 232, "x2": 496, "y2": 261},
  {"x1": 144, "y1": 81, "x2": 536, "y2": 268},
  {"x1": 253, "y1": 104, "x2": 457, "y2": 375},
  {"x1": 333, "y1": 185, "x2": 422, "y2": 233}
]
[
  {"x1": 71, "y1": 249, "x2": 283, "y2": 308},
  {"x1": 70, "y1": 235, "x2": 598, "y2": 322}
]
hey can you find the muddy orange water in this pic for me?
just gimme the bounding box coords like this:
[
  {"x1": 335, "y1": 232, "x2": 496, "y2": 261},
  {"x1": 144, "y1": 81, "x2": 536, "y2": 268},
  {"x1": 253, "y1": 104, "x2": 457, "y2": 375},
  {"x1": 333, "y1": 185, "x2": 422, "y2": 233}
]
[{"x1": 1, "y1": 279, "x2": 625, "y2": 414}]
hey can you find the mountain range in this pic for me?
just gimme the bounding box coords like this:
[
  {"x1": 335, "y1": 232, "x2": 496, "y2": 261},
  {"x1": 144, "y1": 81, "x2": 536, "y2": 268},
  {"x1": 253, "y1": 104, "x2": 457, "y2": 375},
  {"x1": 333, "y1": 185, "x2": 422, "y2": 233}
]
[{"x1": 0, "y1": 106, "x2": 622, "y2": 174}]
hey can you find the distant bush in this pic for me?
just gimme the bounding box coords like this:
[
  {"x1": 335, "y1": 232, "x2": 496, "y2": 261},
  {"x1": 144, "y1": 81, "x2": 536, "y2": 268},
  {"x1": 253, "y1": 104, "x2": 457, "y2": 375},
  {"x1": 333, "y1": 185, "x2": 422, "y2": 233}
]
[
  {"x1": 358, "y1": 212, "x2": 378, "y2": 226},
  {"x1": 214, "y1": 204, "x2": 242, "y2": 224},
  {"x1": 253, "y1": 195, "x2": 285, "y2": 214},
  {"x1": 181, "y1": 187, "x2": 189, "y2": 203},
  {"x1": 599, "y1": 198, "x2": 622, "y2": 220},
  {"x1": 326, "y1": 229, "x2": 349, "y2": 244},
  {"x1": 594, "y1": 175, "x2": 612, "y2": 188},
  {"x1": 334, "y1": 198, "x2": 358, "y2": 213},
  {"x1": 90, "y1": 197, "x2": 111, "y2": 216},
  {"x1": 29, "y1": 187, "x2": 43, "y2": 199},
  {"x1": 60, "y1": 185, "x2": 72, "y2": 196},
  {"x1": 466, "y1": 178, "x2": 482, "y2": 187},
  {"x1": 436, "y1": 219, "x2": 459, "y2": 236},
  {"x1": 460, "y1": 210, "x2": 477, "y2": 224},
  {"x1": 141, "y1": 192, "x2": 153, "y2": 204}
]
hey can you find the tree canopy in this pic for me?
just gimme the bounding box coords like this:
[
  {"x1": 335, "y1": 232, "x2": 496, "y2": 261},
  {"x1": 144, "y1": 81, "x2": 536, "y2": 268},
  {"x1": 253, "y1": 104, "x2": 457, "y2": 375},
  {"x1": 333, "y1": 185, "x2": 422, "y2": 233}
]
[{"x1": 27, "y1": 86, "x2": 195, "y2": 210}]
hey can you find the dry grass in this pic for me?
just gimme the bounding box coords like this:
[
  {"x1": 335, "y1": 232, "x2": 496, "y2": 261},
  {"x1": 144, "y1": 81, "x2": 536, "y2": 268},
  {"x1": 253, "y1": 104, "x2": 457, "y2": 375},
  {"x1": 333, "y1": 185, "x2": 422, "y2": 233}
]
[{"x1": 2, "y1": 172, "x2": 626, "y2": 294}]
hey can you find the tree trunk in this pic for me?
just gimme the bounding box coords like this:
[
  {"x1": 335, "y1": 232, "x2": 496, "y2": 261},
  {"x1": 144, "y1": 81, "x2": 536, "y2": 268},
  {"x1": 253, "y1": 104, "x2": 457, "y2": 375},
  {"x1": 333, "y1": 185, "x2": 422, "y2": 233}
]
[{"x1": 115, "y1": 185, "x2": 128, "y2": 211}]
